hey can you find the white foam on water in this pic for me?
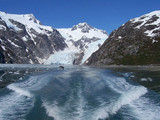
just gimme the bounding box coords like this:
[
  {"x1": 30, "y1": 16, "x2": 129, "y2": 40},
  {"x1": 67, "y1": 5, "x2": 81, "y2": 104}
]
[
  {"x1": 42, "y1": 100, "x2": 66, "y2": 120},
  {"x1": 19, "y1": 75, "x2": 49, "y2": 90},
  {"x1": 130, "y1": 97, "x2": 160, "y2": 120},
  {"x1": 83, "y1": 68, "x2": 100, "y2": 78},
  {"x1": 92, "y1": 86, "x2": 147, "y2": 120},
  {"x1": 1, "y1": 67, "x2": 156, "y2": 120},
  {"x1": 56, "y1": 70, "x2": 73, "y2": 79},
  {"x1": 42, "y1": 83, "x2": 87, "y2": 120},
  {"x1": 0, "y1": 92, "x2": 34, "y2": 120},
  {"x1": 0, "y1": 79, "x2": 35, "y2": 120},
  {"x1": 43, "y1": 100, "x2": 86, "y2": 120},
  {"x1": 0, "y1": 70, "x2": 55, "y2": 120},
  {"x1": 55, "y1": 67, "x2": 85, "y2": 79},
  {"x1": 54, "y1": 69, "x2": 149, "y2": 120},
  {"x1": 89, "y1": 72, "x2": 148, "y2": 120},
  {"x1": 76, "y1": 88, "x2": 86, "y2": 120},
  {"x1": 12, "y1": 72, "x2": 55, "y2": 91},
  {"x1": 109, "y1": 86, "x2": 147, "y2": 114},
  {"x1": 7, "y1": 84, "x2": 32, "y2": 97}
]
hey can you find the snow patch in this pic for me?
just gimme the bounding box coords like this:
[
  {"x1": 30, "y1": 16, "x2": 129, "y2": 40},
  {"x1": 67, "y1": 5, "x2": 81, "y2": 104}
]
[
  {"x1": 0, "y1": 11, "x2": 53, "y2": 34},
  {"x1": 118, "y1": 36, "x2": 122, "y2": 39},
  {"x1": 131, "y1": 10, "x2": 160, "y2": 37},
  {"x1": 22, "y1": 36, "x2": 28, "y2": 41},
  {"x1": 29, "y1": 59, "x2": 34, "y2": 64},
  {"x1": 37, "y1": 57, "x2": 46, "y2": 64},
  {"x1": 8, "y1": 39, "x2": 20, "y2": 47},
  {"x1": 26, "y1": 48, "x2": 28, "y2": 53},
  {"x1": 145, "y1": 27, "x2": 159, "y2": 37},
  {"x1": 57, "y1": 25, "x2": 107, "y2": 42},
  {"x1": 1, "y1": 45, "x2": 6, "y2": 50},
  {"x1": 0, "y1": 25, "x2": 6, "y2": 30},
  {"x1": 152, "y1": 39, "x2": 158, "y2": 43}
]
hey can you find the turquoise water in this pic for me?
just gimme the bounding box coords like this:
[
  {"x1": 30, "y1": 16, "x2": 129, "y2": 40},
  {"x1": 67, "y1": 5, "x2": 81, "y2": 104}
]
[{"x1": 0, "y1": 65, "x2": 160, "y2": 120}]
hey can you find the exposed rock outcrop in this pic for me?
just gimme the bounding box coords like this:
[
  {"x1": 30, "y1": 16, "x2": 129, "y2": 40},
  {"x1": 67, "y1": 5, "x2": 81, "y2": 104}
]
[{"x1": 86, "y1": 11, "x2": 160, "y2": 65}]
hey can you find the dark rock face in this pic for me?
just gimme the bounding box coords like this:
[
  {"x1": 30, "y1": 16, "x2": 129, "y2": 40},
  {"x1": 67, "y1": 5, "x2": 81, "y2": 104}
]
[
  {"x1": 86, "y1": 11, "x2": 160, "y2": 65},
  {"x1": 0, "y1": 12, "x2": 67, "y2": 64},
  {"x1": 73, "y1": 36, "x2": 100, "y2": 49},
  {"x1": 71, "y1": 22, "x2": 94, "y2": 33},
  {"x1": 0, "y1": 51, "x2": 5, "y2": 63}
]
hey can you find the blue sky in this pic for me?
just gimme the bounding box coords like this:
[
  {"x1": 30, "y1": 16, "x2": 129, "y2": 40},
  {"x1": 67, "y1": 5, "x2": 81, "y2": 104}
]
[{"x1": 0, "y1": 0, "x2": 160, "y2": 33}]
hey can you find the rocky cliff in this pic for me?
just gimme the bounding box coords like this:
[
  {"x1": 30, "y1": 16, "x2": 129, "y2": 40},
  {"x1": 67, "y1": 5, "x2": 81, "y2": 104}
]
[
  {"x1": 86, "y1": 11, "x2": 160, "y2": 65},
  {"x1": 0, "y1": 11, "x2": 67, "y2": 64}
]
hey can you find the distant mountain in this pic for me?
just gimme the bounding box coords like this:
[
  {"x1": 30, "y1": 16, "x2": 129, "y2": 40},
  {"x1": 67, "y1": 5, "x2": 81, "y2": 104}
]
[
  {"x1": 86, "y1": 11, "x2": 160, "y2": 65},
  {"x1": 44, "y1": 22, "x2": 108, "y2": 65},
  {"x1": 0, "y1": 11, "x2": 67, "y2": 64}
]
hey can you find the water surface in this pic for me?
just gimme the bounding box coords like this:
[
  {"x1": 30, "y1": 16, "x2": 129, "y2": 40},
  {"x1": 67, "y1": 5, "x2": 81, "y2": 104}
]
[{"x1": 0, "y1": 65, "x2": 160, "y2": 120}]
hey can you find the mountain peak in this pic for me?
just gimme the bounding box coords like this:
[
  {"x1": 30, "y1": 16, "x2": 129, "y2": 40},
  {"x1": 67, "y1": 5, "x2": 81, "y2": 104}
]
[
  {"x1": 86, "y1": 10, "x2": 160, "y2": 66},
  {"x1": 23, "y1": 13, "x2": 41, "y2": 24},
  {"x1": 0, "y1": 11, "x2": 53, "y2": 33},
  {"x1": 0, "y1": 11, "x2": 6, "y2": 15},
  {"x1": 0, "y1": 11, "x2": 66, "y2": 64},
  {"x1": 77, "y1": 22, "x2": 93, "y2": 28},
  {"x1": 132, "y1": 10, "x2": 160, "y2": 22},
  {"x1": 0, "y1": 11, "x2": 41, "y2": 25},
  {"x1": 146, "y1": 10, "x2": 160, "y2": 16},
  {"x1": 71, "y1": 22, "x2": 94, "y2": 33},
  {"x1": 130, "y1": 10, "x2": 160, "y2": 37}
]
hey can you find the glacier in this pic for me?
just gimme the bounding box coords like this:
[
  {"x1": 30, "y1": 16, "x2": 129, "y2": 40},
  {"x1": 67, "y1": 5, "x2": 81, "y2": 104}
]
[{"x1": 44, "y1": 22, "x2": 108, "y2": 65}]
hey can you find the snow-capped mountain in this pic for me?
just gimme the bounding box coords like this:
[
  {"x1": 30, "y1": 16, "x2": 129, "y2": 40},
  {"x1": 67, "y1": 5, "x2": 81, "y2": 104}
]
[
  {"x1": 131, "y1": 11, "x2": 160, "y2": 37},
  {"x1": 44, "y1": 22, "x2": 108, "y2": 65},
  {"x1": 0, "y1": 11, "x2": 108, "y2": 65},
  {"x1": 0, "y1": 11, "x2": 67, "y2": 64},
  {"x1": 86, "y1": 11, "x2": 160, "y2": 65}
]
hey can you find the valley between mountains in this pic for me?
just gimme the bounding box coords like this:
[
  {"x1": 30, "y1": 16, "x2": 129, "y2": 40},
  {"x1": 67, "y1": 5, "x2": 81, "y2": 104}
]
[{"x1": 0, "y1": 10, "x2": 160, "y2": 65}]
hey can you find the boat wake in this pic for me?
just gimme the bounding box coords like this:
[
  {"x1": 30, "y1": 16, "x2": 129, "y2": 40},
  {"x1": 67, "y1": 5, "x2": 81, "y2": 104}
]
[
  {"x1": 0, "y1": 66, "x2": 160, "y2": 120},
  {"x1": 0, "y1": 85, "x2": 34, "y2": 120}
]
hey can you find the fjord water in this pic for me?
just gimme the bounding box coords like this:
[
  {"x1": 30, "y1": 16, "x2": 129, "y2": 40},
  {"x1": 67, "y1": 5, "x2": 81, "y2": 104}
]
[{"x1": 0, "y1": 65, "x2": 160, "y2": 120}]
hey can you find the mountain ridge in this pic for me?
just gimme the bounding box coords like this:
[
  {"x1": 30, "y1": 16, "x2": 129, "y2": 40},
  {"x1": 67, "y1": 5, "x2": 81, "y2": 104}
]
[
  {"x1": 85, "y1": 10, "x2": 160, "y2": 65},
  {"x1": 1, "y1": 10, "x2": 159, "y2": 65},
  {"x1": 0, "y1": 11, "x2": 108, "y2": 64},
  {"x1": 0, "y1": 11, "x2": 67, "y2": 64}
]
